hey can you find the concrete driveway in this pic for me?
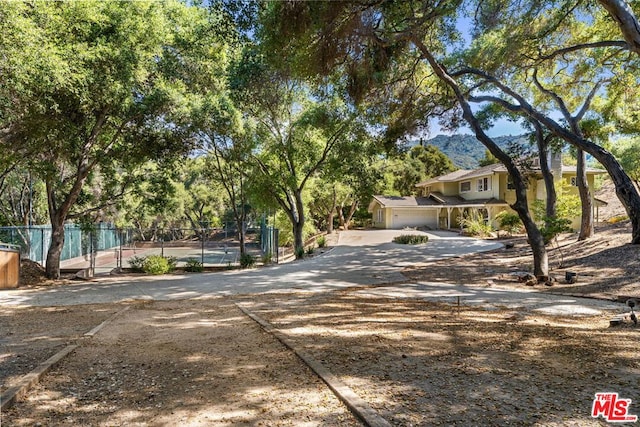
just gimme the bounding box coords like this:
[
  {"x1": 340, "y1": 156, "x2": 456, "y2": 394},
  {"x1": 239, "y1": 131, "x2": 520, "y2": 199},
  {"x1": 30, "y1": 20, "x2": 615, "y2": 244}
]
[
  {"x1": 0, "y1": 229, "x2": 625, "y2": 316},
  {"x1": 1, "y1": 230, "x2": 500, "y2": 307}
]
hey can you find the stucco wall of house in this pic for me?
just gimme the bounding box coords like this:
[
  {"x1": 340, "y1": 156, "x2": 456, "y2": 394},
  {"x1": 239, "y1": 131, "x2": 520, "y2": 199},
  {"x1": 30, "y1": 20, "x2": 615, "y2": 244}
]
[
  {"x1": 371, "y1": 203, "x2": 387, "y2": 228},
  {"x1": 459, "y1": 173, "x2": 499, "y2": 201},
  {"x1": 440, "y1": 182, "x2": 459, "y2": 196}
]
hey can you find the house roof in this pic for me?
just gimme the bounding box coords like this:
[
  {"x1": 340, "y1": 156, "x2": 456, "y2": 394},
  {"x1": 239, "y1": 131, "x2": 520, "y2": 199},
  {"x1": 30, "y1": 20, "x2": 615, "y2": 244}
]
[
  {"x1": 370, "y1": 195, "x2": 442, "y2": 208},
  {"x1": 559, "y1": 165, "x2": 607, "y2": 174},
  {"x1": 416, "y1": 163, "x2": 606, "y2": 187},
  {"x1": 368, "y1": 193, "x2": 508, "y2": 212},
  {"x1": 416, "y1": 164, "x2": 506, "y2": 187},
  {"x1": 415, "y1": 170, "x2": 471, "y2": 187}
]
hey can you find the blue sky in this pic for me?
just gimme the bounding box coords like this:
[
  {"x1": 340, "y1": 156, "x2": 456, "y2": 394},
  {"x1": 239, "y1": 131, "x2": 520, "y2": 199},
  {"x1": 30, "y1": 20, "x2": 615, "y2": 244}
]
[{"x1": 428, "y1": 116, "x2": 527, "y2": 139}]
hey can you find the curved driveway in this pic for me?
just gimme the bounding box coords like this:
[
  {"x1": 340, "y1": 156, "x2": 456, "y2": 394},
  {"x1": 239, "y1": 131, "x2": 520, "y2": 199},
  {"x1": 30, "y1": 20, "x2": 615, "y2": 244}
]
[
  {"x1": 1, "y1": 230, "x2": 500, "y2": 307},
  {"x1": 0, "y1": 230, "x2": 625, "y2": 316}
]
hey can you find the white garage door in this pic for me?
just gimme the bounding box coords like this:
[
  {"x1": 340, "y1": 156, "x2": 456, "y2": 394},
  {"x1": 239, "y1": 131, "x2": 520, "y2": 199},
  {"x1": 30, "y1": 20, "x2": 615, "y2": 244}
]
[{"x1": 391, "y1": 209, "x2": 437, "y2": 229}]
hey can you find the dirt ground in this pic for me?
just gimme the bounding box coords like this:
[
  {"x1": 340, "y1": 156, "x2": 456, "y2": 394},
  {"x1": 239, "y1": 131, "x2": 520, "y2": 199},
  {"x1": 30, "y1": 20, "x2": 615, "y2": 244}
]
[
  {"x1": 2, "y1": 290, "x2": 638, "y2": 426},
  {"x1": 3, "y1": 209, "x2": 640, "y2": 425},
  {"x1": 404, "y1": 221, "x2": 640, "y2": 300},
  {"x1": 1, "y1": 299, "x2": 360, "y2": 426},
  {"x1": 241, "y1": 291, "x2": 639, "y2": 426}
]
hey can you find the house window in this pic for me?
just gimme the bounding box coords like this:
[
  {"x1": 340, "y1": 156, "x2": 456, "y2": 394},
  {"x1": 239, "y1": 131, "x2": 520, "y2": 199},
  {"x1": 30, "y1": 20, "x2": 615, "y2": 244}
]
[
  {"x1": 570, "y1": 176, "x2": 578, "y2": 186},
  {"x1": 460, "y1": 181, "x2": 471, "y2": 192},
  {"x1": 507, "y1": 177, "x2": 515, "y2": 190},
  {"x1": 477, "y1": 177, "x2": 490, "y2": 192},
  {"x1": 377, "y1": 209, "x2": 383, "y2": 223}
]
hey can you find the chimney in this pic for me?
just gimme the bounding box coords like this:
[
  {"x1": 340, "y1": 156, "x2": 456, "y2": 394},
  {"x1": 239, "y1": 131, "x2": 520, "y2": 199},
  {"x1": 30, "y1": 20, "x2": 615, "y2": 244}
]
[{"x1": 548, "y1": 150, "x2": 563, "y2": 182}]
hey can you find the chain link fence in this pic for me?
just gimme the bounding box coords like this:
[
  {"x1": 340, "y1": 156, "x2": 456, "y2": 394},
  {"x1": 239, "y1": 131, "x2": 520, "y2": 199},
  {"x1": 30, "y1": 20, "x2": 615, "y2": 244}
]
[{"x1": 0, "y1": 222, "x2": 280, "y2": 273}]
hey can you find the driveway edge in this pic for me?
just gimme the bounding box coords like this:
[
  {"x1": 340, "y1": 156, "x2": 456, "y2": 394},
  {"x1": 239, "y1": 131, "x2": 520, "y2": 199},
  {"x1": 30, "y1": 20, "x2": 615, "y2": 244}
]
[
  {"x1": 1, "y1": 344, "x2": 78, "y2": 412},
  {"x1": 236, "y1": 304, "x2": 391, "y2": 427},
  {"x1": 1, "y1": 305, "x2": 131, "y2": 412}
]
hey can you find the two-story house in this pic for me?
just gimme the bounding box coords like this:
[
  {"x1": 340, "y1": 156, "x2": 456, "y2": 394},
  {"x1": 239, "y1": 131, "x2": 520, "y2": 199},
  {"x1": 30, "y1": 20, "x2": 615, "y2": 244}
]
[{"x1": 368, "y1": 156, "x2": 607, "y2": 231}]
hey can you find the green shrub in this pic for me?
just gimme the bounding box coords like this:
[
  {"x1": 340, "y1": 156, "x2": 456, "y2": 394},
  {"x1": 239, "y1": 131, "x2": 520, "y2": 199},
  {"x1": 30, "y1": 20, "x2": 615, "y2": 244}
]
[
  {"x1": 143, "y1": 255, "x2": 171, "y2": 275},
  {"x1": 165, "y1": 256, "x2": 177, "y2": 272},
  {"x1": 295, "y1": 246, "x2": 305, "y2": 259},
  {"x1": 240, "y1": 253, "x2": 256, "y2": 268},
  {"x1": 128, "y1": 255, "x2": 147, "y2": 272},
  {"x1": 393, "y1": 234, "x2": 430, "y2": 245},
  {"x1": 317, "y1": 236, "x2": 327, "y2": 248},
  {"x1": 306, "y1": 246, "x2": 315, "y2": 255},
  {"x1": 495, "y1": 211, "x2": 523, "y2": 235},
  {"x1": 459, "y1": 211, "x2": 493, "y2": 237},
  {"x1": 261, "y1": 251, "x2": 272, "y2": 265},
  {"x1": 540, "y1": 216, "x2": 572, "y2": 244},
  {"x1": 184, "y1": 258, "x2": 204, "y2": 272}
]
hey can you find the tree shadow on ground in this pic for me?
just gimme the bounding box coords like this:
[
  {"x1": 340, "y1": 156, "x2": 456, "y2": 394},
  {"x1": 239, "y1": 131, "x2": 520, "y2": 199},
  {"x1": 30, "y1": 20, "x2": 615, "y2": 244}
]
[
  {"x1": 242, "y1": 290, "x2": 640, "y2": 426},
  {"x1": 2, "y1": 299, "x2": 360, "y2": 426}
]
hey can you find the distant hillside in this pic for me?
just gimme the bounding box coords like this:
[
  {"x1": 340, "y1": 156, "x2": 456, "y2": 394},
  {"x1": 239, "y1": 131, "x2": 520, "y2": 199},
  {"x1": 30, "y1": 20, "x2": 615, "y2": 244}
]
[{"x1": 407, "y1": 134, "x2": 529, "y2": 169}]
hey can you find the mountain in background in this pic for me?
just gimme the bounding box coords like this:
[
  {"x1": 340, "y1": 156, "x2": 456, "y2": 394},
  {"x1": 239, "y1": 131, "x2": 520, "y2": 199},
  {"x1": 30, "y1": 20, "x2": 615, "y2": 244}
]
[{"x1": 407, "y1": 134, "x2": 530, "y2": 169}]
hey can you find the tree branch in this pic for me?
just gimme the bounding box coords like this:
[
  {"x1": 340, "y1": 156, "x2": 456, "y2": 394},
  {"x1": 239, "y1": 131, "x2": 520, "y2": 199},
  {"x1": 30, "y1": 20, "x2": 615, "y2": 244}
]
[
  {"x1": 534, "y1": 40, "x2": 629, "y2": 61},
  {"x1": 598, "y1": 0, "x2": 640, "y2": 55}
]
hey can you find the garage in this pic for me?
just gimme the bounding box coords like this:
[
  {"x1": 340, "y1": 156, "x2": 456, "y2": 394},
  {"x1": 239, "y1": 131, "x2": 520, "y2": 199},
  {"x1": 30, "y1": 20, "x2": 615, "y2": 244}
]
[{"x1": 391, "y1": 208, "x2": 437, "y2": 229}]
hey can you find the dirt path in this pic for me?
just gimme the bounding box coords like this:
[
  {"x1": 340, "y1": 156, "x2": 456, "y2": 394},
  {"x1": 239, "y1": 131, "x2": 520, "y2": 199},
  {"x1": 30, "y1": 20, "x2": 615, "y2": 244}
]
[
  {"x1": 238, "y1": 291, "x2": 640, "y2": 426},
  {"x1": 1, "y1": 299, "x2": 360, "y2": 426},
  {"x1": 4, "y1": 290, "x2": 640, "y2": 426},
  {"x1": 404, "y1": 222, "x2": 640, "y2": 300}
]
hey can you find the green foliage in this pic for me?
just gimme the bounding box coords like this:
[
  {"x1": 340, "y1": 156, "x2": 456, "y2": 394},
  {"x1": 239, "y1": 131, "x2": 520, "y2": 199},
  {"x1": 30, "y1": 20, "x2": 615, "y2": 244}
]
[
  {"x1": 295, "y1": 247, "x2": 305, "y2": 259},
  {"x1": 0, "y1": 168, "x2": 48, "y2": 227},
  {"x1": 165, "y1": 256, "x2": 178, "y2": 272},
  {"x1": 0, "y1": 1, "x2": 230, "y2": 277},
  {"x1": 411, "y1": 135, "x2": 524, "y2": 169},
  {"x1": 495, "y1": 211, "x2": 523, "y2": 235},
  {"x1": 539, "y1": 217, "x2": 572, "y2": 245},
  {"x1": 612, "y1": 138, "x2": 640, "y2": 187},
  {"x1": 409, "y1": 144, "x2": 457, "y2": 177},
  {"x1": 393, "y1": 234, "x2": 430, "y2": 245},
  {"x1": 459, "y1": 211, "x2": 493, "y2": 237},
  {"x1": 261, "y1": 252, "x2": 272, "y2": 265},
  {"x1": 239, "y1": 253, "x2": 255, "y2": 268},
  {"x1": 274, "y1": 211, "x2": 316, "y2": 247},
  {"x1": 532, "y1": 184, "x2": 577, "y2": 244},
  {"x1": 478, "y1": 149, "x2": 500, "y2": 167},
  {"x1": 128, "y1": 255, "x2": 147, "y2": 272},
  {"x1": 306, "y1": 246, "x2": 315, "y2": 255},
  {"x1": 184, "y1": 258, "x2": 204, "y2": 272},
  {"x1": 142, "y1": 255, "x2": 172, "y2": 275},
  {"x1": 129, "y1": 254, "x2": 176, "y2": 274},
  {"x1": 387, "y1": 144, "x2": 457, "y2": 195},
  {"x1": 317, "y1": 235, "x2": 327, "y2": 248}
]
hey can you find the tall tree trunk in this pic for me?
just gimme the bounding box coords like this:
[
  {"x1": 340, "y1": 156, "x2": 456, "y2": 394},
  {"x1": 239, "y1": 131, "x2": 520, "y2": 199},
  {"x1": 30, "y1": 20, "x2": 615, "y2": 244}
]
[
  {"x1": 293, "y1": 219, "x2": 304, "y2": 257},
  {"x1": 294, "y1": 191, "x2": 305, "y2": 256},
  {"x1": 412, "y1": 39, "x2": 549, "y2": 277},
  {"x1": 327, "y1": 186, "x2": 337, "y2": 234},
  {"x1": 327, "y1": 210, "x2": 335, "y2": 234},
  {"x1": 343, "y1": 200, "x2": 358, "y2": 230},
  {"x1": 489, "y1": 80, "x2": 640, "y2": 244},
  {"x1": 43, "y1": 158, "x2": 91, "y2": 279},
  {"x1": 598, "y1": 0, "x2": 640, "y2": 55},
  {"x1": 45, "y1": 214, "x2": 65, "y2": 279},
  {"x1": 576, "y1": 149, "x2": 594, "y2": 240},
  {"x1": 238, "y1": 221, "x2": 246, "y2": 256},
  {"x1": 534, "y1": 123, "x2": 557, "y2": 218}
]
